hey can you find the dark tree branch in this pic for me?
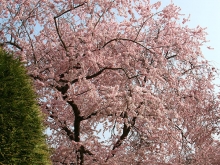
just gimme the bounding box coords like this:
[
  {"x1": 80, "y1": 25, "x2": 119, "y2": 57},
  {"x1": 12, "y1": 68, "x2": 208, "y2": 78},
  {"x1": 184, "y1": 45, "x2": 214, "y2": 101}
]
[
  {"x1": 66, "y1": 100, "x2": 86, "y2": 165},
  {"x1": 55, "y1": 67, "x2": 139, "y2": 99},
  {"x1": 1, "y1": 41, "x2": 23, "y2": 51},
  {"x1": 93, "y1": 1, "x2": 114, "y2": 29},
  {"x1": 47, "y1": 105, "x2": 94, "y2": 164},
  {"x1": 54, "y1": 17, "x2": 68, "y2": 52},
  {"x1": 102, "y1": 38, "x2": 153, "y2": 54},
  {"x1": 134, "y1": 11, "x2": 162, "y2": 41},
  {"x1": 112, "y1": 123, "x2": 131, "y2": 151},
  {"x1": 62, "y1": 126, "x2": 75, "y2": 141},
  {"x1": 53, "y1": 2, "x2": 86, "y2": 54},
  {"x1": 66, "y1": 100, "x2": 82, "y2": 142},
  {"x1": 45, "y1": 105, "x2": 75, "y2": 142},
  {"x1": 82, "y1": 111, "x2": 98, "y2": 120},
  {"x1": 23, "y1": 24, "x2": 37, "y2": 63},
  {"x1": 56, "y1": 67, "x2": 139, "y2": 92},
  {"x1": 106, "y1": 116, "x2": 136, "y2": 162},
  {"x1": 181, "y1": 65, "x2": 202, "y2": 75},
  {"x1": 54, "y1": 3, "x2": 86, "y2": 19},
  {"x1": 55, "y1": 84, "x2": 69, "y2": 97},
  {"x1": 70, "y1": 67, "x2": 138, "y2": 84},
  {"x1": 166, "y1": 54, "x2": 177, "y2": 60}
]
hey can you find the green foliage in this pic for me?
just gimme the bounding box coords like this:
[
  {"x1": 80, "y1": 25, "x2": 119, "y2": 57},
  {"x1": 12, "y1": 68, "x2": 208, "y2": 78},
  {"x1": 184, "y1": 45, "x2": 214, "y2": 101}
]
[{"x1": 0, "y1": 49, "x2": 51, "y2": 165}]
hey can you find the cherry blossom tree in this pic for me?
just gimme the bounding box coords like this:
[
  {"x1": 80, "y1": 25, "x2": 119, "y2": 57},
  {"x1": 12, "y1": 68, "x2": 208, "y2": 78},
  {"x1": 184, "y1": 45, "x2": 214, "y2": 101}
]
[{"x1": 0, "y1": 0, "x2": 219, "y2": 164}]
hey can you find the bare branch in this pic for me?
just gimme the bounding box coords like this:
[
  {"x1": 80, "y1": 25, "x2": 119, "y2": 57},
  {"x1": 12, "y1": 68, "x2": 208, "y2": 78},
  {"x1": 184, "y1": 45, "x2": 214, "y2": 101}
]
[
  {"x1": 53, "y1": 17, "x2": 68, "y2": 52},
  {"x1": 1, "y1": 41, "x2": 23, "y2": 51},
  {"x1": 53, "y1": 3, "x2": 86, "y2": 53},
  {"x1": 134, "y1": 11, "x2": 162, "y2": 41},
  {"x1": 23, "y1": 24, "x2": 37, "y2": 63},
  {"x1": 106, "y1": 116, "x2": 136, "y2": 162},
  {"x1": 166, "y1": 54, "x2": 177, "y2": 60},
  {"x1": 102, "y1": 38, "x2": 154, "y2": 55},
  {"x1": 54, "y1": 3, "x2": 86, "y2": 19}
]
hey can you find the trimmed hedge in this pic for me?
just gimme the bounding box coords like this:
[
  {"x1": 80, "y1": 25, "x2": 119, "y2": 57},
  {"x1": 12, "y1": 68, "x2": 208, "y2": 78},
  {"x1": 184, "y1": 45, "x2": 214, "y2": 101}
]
[{"x1": 0, "y1": 49, "x2": 51, "y2": 164}]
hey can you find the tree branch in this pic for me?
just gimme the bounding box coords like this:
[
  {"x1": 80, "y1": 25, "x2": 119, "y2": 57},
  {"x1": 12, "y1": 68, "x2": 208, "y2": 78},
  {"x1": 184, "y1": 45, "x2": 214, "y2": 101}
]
[
  {"x1": 23, "y1": 24, "x2": 37, "y2": 63},
  {"x1": 70, "y1": 67, "x2": 139, "y2": 84},
  {"x1": 66, "y1": 100, "x2": 82, "y2": 142},
  {"x1": 1, "y1": 41, "x2": 23, "y2": 51},
  {"x1": 134, "y1": 11, "x2": 162, "y2": 41},
  {"x1": 102, "y1": 38, "x2": 153, "y2": 54},
  {"x1": 53, "y1": 17, "x2": 68, "y2": 52},
  {"x1": 55, "y1": 67, "x2": 139, "y2": 98},
  {"x1": 106, "y1": 116, "x2": 136, "y2": 162},
  {"x1": 53, "y1": 3, "x2": 85, "y2": 53},
  {"x1": 66, "y1": 100, "x2": 87, "y2": 165},
  {"x1": 166, "y1": 54, "x2": 177, "y2": 60},
  {"x1": 54, "y1": 3, "x2": 86, "y2": 19},
  {"x1": 62, "y1": 125, "x2": 75, "y2": 141}
]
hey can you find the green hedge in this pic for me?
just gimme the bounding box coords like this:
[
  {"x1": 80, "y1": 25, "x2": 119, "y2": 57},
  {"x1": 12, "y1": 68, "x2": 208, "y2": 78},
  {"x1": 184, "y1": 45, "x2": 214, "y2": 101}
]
[{"x1": 0, "y1": 49, "x2": 51, "y2": 165}]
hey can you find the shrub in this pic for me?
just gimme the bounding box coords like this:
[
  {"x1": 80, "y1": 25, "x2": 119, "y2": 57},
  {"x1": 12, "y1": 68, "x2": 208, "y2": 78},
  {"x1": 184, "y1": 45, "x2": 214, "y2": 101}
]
[{"x1": 0, "y1": 49, "x2": 51, "y2": 164}]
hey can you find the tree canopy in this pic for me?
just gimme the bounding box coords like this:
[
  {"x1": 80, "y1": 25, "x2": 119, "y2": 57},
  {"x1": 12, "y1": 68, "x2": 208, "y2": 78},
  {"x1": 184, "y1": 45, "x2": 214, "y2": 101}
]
[{"x1": 0, "y1": 0, "x2": 219, "y2": 164}]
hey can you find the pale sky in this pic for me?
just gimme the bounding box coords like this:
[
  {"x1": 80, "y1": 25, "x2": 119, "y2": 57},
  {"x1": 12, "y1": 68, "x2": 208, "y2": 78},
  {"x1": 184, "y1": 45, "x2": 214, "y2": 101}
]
[{"x1": 152, "y1": 0, "x2": 220, "y2": 86}]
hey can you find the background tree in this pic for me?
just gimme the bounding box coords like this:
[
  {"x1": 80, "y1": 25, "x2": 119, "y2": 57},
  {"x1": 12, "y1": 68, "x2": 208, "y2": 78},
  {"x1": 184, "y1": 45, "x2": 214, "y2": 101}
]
[
  {"x1": 0, "y1": 0, "x2": 219, "y2": 164},
  {"x1": 0, "y1": 49, "x2": 51, "y2": 164}
]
